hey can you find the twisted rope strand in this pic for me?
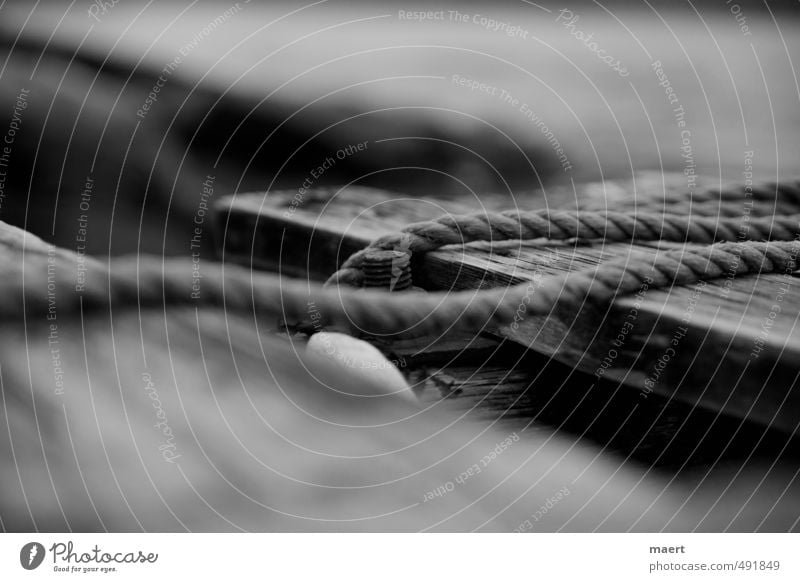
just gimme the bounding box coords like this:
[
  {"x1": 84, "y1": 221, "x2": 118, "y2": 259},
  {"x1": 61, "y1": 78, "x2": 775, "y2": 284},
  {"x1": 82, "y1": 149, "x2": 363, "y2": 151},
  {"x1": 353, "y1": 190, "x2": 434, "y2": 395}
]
[
  {"x1": 327, "y1": 209, "x2": 800, "y2": 287},
  {"x1": 8, "y1": 240, "x2": 799, "y2": 337}
]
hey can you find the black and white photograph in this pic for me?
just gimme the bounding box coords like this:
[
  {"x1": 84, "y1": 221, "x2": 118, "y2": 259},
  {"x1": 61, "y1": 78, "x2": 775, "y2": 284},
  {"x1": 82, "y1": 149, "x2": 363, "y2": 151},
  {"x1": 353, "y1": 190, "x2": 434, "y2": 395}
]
[{"x1": 0, "y1": 0, "x2": 798, "y2": 578}]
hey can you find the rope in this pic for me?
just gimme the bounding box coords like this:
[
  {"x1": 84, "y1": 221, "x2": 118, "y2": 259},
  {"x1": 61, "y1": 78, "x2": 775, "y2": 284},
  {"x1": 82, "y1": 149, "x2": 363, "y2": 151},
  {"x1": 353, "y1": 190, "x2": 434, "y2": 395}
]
[
  {"x1": 7, "y1": 239, "x2": 799, "y2": 337},
  {"x1": 326, "y1": 210, "x2": 800, "y2": 287},
  {"x1": 6, "y1": 178, "x2": 800, "y2": 338}
]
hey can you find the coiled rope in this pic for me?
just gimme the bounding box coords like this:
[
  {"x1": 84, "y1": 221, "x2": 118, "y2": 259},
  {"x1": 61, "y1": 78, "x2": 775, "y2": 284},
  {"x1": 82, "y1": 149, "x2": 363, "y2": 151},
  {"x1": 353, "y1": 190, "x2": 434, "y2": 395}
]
[{"x1": 6, "y1": 180, "x2": 800, "y2": 338}]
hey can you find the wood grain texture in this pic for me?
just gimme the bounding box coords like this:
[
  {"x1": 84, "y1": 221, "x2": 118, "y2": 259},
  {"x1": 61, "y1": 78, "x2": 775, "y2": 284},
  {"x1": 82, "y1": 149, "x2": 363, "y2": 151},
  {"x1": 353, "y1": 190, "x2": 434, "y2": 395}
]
[{"x1": 213, "y1": 183, "x2": 800, "y2": 432}]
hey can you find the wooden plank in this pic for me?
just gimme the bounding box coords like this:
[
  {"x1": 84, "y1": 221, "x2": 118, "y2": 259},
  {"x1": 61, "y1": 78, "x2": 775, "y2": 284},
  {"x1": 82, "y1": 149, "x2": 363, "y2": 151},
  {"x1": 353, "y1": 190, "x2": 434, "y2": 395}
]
[
  {"x1": 409, "y1": 343, "x2": 798, "y2": 473},
  {"x1": 213, "y1": 185, "x2": 516, "y2": 277},
  {"x1": 424, "y1": 240, "x2": 800, "y2": 432},
  {"x1": 213, "y1": 186, "x2": 800, "y2": 432}
]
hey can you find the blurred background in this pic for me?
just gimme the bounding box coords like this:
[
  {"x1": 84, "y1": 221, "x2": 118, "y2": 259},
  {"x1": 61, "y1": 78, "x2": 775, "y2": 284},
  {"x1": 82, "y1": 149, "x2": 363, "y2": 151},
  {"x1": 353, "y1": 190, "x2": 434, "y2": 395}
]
[{"x1": 0, "y1": 0, "x2": 797, "y2": 256}]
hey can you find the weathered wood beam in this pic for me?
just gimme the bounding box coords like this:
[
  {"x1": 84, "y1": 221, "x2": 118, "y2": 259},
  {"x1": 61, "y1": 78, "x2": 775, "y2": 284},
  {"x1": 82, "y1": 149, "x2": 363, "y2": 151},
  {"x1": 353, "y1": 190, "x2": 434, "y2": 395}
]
[{"x1": 213, "y1": 186, "x2": 800, "y2": 432}]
